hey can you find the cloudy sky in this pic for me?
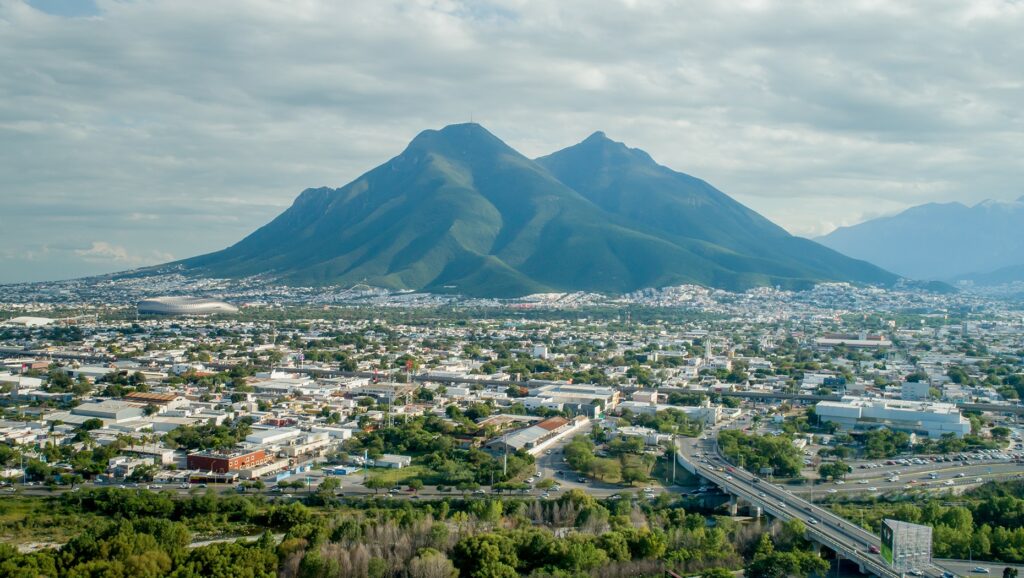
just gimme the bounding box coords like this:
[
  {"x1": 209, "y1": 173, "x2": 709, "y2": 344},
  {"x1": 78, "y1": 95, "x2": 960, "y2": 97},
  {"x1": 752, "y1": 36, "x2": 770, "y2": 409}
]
[{"x1": 1, "y1": 0, "x2": 1022, "y2": 283}]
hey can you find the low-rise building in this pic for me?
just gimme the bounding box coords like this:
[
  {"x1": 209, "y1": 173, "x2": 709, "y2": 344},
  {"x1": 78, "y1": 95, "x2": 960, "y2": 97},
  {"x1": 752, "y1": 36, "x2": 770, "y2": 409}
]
[
  {"x1": 72, "y1": 400, "x2": 145, "y2": 423},
  {"x1": 815, "y1": 396, "x2": 970, "y2": 439},
  {"x1": 187, "y1": 449, "x2": 271, "y2": 473}
]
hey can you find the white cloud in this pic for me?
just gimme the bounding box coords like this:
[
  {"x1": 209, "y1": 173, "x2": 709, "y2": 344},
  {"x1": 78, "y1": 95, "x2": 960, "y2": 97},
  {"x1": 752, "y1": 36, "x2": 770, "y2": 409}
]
[
  {"x1": 73, "y1": 241, "x2": 173, "y2": 265},
  {"x1": 1, "y1": 0, "x2": 1023, "y2": 281}
]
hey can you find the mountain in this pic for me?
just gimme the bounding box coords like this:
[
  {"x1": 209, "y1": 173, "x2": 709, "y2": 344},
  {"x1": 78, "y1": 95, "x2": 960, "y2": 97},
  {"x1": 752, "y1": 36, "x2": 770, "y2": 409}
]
[
  {"x1": 170, "y1": 123, "x2": 897, "y2": 297},
  {"x1": 817, "y1": 197, "x2": 1024, "y2": 282}
]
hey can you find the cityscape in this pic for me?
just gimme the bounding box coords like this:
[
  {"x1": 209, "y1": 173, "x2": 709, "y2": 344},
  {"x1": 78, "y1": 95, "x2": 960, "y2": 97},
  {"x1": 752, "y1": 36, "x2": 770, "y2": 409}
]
[{"x1": 2, "y1": 276, "x2": 1024, "y2": 577}]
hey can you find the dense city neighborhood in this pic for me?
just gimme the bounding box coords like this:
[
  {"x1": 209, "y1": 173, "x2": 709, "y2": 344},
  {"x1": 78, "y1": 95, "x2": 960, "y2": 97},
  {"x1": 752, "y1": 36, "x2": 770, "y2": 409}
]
[{"x1": 3, "y1": 277, "x2": 1024, "y2": 577}]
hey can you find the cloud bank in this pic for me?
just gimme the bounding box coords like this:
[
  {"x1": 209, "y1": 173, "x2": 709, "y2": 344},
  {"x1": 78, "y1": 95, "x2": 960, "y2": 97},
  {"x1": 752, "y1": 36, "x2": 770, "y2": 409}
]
[{"x1": 1, "y1": 0, "x2": 1022, "y2": 282}]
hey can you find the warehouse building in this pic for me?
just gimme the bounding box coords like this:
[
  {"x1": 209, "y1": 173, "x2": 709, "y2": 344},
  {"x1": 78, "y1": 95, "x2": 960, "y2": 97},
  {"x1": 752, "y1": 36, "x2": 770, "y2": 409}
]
[
  {"x1": 815, "y1": 396, "x2": 970, "y2": 439},
  {"x1": 71, "y1": 400, "x2": 145, "y2": 423}
]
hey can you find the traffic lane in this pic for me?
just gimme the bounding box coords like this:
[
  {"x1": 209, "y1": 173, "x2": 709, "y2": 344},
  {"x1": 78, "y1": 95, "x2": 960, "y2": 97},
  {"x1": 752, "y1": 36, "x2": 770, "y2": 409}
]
[
  {"x1": 695, "y1": 442, "x2": 955, "y2": 578},
  {"x1": 682, "y1": 438, "x2": 881, "y2": 551},
  {"x1": 840, "y1": 460, "x2": 1024, "y2": 482},
  {"x1": 697, "y1": 462, "x2": 893, "y2": 577},
  {"x1": 693, "y1": 461, "x2": 902, "y2": 578},
  {"x1": 937, "y1": 559, "x2": 1024, "y2": 578}
]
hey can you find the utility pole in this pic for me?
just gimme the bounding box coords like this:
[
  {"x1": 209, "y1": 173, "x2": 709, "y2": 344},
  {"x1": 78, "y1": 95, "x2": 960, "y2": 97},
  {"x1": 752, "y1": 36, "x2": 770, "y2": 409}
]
[{"x1": 503, "y1": 430, "x2": 508, "y2": 477}]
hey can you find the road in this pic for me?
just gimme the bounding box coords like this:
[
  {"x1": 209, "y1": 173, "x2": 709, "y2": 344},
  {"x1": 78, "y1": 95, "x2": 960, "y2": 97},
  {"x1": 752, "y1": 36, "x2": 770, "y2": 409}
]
[{"x1": 677, "y1": 433, "x2": 940, "y2": 578}]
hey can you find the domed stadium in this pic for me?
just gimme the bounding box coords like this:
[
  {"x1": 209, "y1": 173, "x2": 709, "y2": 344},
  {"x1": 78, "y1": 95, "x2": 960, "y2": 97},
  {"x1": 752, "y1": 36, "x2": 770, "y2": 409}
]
[{"x1": 137, "y1": 296, "x2": 238, "y2": 316}]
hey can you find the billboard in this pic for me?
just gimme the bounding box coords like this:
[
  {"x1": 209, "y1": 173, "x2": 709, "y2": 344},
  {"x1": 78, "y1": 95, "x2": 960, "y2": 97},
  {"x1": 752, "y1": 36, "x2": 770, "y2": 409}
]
[
  {"x1": 881, "y1": 520, "x2": 895, "y2": 565},
  {"x1": 881, "y1": 519, "x2": 933, "y2": 572}
]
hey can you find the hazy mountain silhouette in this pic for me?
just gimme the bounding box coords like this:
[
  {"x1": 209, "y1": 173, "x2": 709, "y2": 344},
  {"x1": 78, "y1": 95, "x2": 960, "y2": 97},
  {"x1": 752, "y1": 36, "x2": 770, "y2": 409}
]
[{"x1": 818, "y1": 197, "x2": 1024, "y2": 282}]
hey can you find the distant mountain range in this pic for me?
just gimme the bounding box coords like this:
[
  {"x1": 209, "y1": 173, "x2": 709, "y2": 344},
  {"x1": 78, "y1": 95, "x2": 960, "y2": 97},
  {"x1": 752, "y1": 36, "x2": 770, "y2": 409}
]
[
  {"x1": 161, "y1": 123, "x2": 896, "y2": 297},
  {"x1": 817, "y1": 197, "x2": 1024, "y2": 284}
]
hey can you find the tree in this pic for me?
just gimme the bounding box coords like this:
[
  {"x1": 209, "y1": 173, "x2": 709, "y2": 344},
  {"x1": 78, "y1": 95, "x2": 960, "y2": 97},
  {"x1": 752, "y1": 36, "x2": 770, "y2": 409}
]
[
  {"x1": 451, "y1": 533, "x2": 518, "y2": 578},
  {"x1": 991, "y1": 427, "x2": 1011, "y2": 440},
  {"x1": 456, "y1": 481, "x2": 479, "y2": 497},
  {"x1": 408, "y1": 479, "x2": 424, "y2": 494},
  {"x1": 1003, "y1": 568, "x2": 1018, "y2": 578},
  {"x1": 318, "y1": 477, "x2": 341, "y2": 495},
  {"x1": 703, "y1": 568, "x2": 736, "y2": 578},
  {"x1": 408, "y1": 548, "x2": 458, "y2": 578},
  {"x1": 364, "y1": 476, "x2": 389, "y2": 495},
  {"x1": 818, "y1": 461, "x2": 852, "y2": 481}
]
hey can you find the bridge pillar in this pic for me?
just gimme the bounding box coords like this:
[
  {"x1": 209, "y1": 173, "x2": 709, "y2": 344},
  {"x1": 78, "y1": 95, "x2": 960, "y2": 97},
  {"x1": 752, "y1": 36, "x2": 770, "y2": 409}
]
[{"x1": 727, "y1": 495, "x2": 738, "y2": 516}]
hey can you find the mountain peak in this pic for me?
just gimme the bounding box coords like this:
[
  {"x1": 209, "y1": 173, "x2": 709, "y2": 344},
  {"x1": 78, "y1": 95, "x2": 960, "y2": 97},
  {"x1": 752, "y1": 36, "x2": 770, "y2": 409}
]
[
  {"x1": 542, "y1": 130, "x2": 659, "y2": 169},
  {"x1": 410, "y1": 122, "x2": 497, "y2": 145},
  {"x1": 173, "y1": 123, "x2": 896, "y2": 296},
  {"x1": 400, "y1": 122, "x2": 521, "y2": 164}
]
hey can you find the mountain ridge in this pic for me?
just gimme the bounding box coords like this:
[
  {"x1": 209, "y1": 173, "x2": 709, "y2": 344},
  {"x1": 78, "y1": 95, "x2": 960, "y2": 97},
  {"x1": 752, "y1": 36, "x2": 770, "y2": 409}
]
[
  {"x1": 166, "y1": 123, "x2": 897, "y2": 296},
  {"x1": 818, "y1": 197, "x2": 1024, "y2": 282}
]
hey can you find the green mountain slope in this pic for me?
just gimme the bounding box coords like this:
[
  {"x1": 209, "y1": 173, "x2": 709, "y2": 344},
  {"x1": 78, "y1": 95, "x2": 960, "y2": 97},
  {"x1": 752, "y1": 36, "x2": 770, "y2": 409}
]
[
  {"x1": 174, "y1": 123, "x2": 897, "y2": 296},
  {"x1": 536, "y1": 131, "x2": 897, "y2": 287}
]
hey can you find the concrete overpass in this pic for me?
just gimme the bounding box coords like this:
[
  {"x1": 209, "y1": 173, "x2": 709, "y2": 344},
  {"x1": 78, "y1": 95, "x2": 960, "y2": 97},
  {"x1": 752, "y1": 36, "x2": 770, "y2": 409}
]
[{"x1": 676, "y1": 434, "x2": 951, "y2": 578}]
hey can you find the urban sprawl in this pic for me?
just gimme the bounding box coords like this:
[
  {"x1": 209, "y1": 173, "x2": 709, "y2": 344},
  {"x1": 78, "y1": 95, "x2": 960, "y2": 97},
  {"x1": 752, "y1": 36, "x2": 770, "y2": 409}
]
[{"x1": 3, "y1": 276, "x2": 1024, "y2": 578}]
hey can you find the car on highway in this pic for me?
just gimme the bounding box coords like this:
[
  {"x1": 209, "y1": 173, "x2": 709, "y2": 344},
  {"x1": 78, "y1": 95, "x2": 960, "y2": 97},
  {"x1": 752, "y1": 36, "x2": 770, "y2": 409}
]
[
  {"x1": 973, "y1": 567, "x2": 990, "y2": 574},
  {"x1": 909, "y1": 569, "x2": 924, "y2": 576},
  {"x1": 868, "y1": 487, "x2": 878, "y2": 491},
  {"x1": 869, "y1": 546, "x2": 880, "y2": 554},
  {"x1": 808, "y1": 518, "x2": 818, "y2": 525}
]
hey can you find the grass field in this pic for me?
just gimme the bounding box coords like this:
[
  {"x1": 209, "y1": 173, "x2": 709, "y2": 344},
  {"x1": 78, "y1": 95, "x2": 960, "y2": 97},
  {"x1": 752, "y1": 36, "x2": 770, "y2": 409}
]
[
  {"x1": 0, "y1": 496, "x2": 101, "y2": 547},
  {"x1": 362, "y1": 465, "x2": 436, "y2": 487}
]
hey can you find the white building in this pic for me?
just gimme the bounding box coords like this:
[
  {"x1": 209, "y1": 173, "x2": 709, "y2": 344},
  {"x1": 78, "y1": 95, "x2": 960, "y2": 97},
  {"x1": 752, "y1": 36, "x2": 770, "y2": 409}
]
[
  {"x1": 615, "y1": 400, "x2": 721, "y2": 425},
  {"x1": 900, "y1": 381, "x2": 933, "y2": 402},
  {"x1": 72, "y1": 401, "x2": 145, "y2": 423},
  {"x1": 815, "y1": 396, "x2": 970, "y2": 439},
  {"x1": 245, "y1": 427, "x2": 301, "y2": 445}
]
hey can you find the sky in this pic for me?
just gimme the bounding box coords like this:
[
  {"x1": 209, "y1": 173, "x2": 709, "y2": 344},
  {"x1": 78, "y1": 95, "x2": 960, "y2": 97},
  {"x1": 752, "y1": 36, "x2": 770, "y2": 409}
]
[{"x1": 1, "y1": 0, "x2": 1022, "y2": 284}]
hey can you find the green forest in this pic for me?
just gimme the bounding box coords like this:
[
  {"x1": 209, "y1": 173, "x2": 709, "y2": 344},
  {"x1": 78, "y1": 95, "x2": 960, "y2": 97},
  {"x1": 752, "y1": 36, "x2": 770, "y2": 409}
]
[
  {"x1": 828, "y1": 480, "x2": 1024, "y2": 563},
  {"x1": 0, "y1": 487, "x2": 829, "y2": 578}
]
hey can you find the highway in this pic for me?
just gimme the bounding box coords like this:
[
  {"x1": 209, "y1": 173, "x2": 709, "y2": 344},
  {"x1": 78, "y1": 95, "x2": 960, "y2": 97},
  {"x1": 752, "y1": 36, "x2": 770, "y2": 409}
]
[{"x1": 677, "y1": 433, "x2": 948, "y2": 578}]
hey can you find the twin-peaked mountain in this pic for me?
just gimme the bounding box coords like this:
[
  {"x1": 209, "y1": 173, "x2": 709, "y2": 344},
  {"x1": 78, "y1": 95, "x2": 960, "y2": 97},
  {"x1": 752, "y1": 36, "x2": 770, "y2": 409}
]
[{"x1": 173, "y1": 123, "x2": 896, "y2": 296}]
